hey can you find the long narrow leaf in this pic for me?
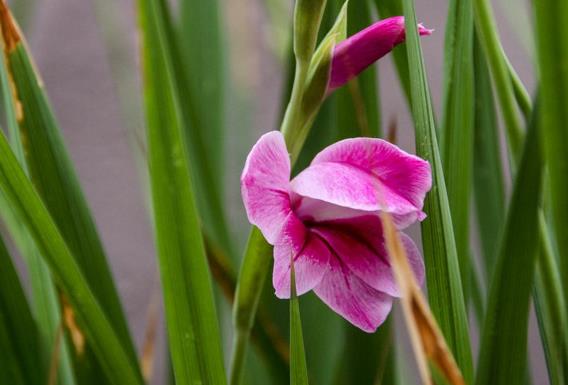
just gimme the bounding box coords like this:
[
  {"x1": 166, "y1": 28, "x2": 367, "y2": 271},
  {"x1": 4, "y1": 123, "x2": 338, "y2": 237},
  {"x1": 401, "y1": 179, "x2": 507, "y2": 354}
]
[
  {"x1": 0, "y1": 124, "x2": 143, "y2": 385},
  {"x1": 0, "y1": 233, "x2": 42, "y2": 384},
  {"x1": 441, "y1": 0, "x2": 475, "y2": 294},
  {"x1": 473, "y1": 0, "x2": 524, "y2": 165},
  {"x1": 0, "y1": 22, "x2": 76, "y2": 385},
  {"x1": 472, "y1": 35, "x2": 505, "y2": 278},
  {"x1": 0, "y1": 2, "x2": 137, "y2": 374},
  {"x1": 290, "y1": 262, "x2": 309, "y2": 385},
  {"x1": 178, "y1": 0, "x2": 233, "y2": 253},
  {"x1": 475, "y1": 107, "x2": 542, "y2": 385},
  {"x1": 533, "y1": 0, "x2": 568, "y2": 318},
  {"x1": 402, "y1": 0, "x2": 473, "y2": 380},
  {"x1": 137, "y1": 0, "x2": 227, "y2": 383},
  {"x1": 0, "y1": 191, "x2": 76, "y2": 385},
  {"x1": 472, "y1": 3, "x2": 568, "y2": 379},
  {"x1": 534, "y1": 214, "x2": 568, "y2": 385}
]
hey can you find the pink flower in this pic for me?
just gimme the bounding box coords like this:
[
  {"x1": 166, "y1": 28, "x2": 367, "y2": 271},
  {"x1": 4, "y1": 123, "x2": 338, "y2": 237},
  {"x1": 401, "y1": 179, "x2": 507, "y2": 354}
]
[
  {"x1": 328, "y1": 16, "x2": 433, "y2": 92},
  {"x1": 241, "y1": 132, "x2": 432, "y2": 332}
]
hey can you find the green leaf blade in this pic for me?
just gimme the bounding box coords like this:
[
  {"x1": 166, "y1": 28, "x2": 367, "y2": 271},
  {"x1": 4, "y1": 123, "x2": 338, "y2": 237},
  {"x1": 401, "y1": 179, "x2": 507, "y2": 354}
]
[
  {"x1": 0, "y1": 16, "x2": 137, "y2": 372},
  {"x1": 534, "y1": 214, "x2": 568, "y2": 385},
  {"x1": 290, "y1": 264, "x2": 309, "y2": 385},
  {"x1": 0, "y1": 234, "x2": 42, "y2": 385},
  {"x1": 475, "y1": 108, "x2": 542, "y2": 385},
  {"x1": 138, "y1": 0, "x2": 227, "y2": 383},
  {"x1": 0, "y1": 22, "x2": 75, "y2": 385},
  {"x1": 472, "y1": 35, "x2": 506, "y2": 278},
  {"x1": 533, "y1": 0, "x2": 568, "y2": 320},
  {"x1": 177, "y1": 0, "x2": 234, "y2": 255},
  {"x1": 402, "y1": 0, "x2": 474, "y2": 380},
  {"x1": 0, "y1": 130, "x2": 143, "y2": 385},
  {"x1": 441, "y1": 0, "x2": 475, "y2": 295}
]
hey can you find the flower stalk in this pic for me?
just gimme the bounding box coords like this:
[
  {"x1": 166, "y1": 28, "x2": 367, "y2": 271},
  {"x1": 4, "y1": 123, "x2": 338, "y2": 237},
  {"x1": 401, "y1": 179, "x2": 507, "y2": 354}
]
[
  {"x1": 230, "y1": 2, "x2": 328, "y2": 383},
  {"x1": 230, "y1": 1, "x2": 431, "y2": 382}
]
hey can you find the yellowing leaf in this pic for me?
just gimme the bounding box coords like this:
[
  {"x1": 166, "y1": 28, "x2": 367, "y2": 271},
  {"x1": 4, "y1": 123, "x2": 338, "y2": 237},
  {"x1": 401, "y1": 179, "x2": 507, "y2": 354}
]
[{"x1": 380, "y1": 212, "x2": 466, "y2": 385}]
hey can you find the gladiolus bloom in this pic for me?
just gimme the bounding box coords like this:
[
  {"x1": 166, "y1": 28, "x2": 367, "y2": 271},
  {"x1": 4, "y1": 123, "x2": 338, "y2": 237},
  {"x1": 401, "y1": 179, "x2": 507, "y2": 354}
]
[
  {"x1": 328, "y1": 16, "x2": 433, "y2": 92},
  {"x1": 241, "y1": 132, "x2": 432, "y2": 332}
]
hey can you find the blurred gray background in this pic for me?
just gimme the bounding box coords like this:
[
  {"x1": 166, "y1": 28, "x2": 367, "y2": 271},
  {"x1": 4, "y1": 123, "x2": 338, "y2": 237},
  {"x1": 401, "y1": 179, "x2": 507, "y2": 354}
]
[{"x1": 9, "y1": 0, "x2": 539, "y2": 383}]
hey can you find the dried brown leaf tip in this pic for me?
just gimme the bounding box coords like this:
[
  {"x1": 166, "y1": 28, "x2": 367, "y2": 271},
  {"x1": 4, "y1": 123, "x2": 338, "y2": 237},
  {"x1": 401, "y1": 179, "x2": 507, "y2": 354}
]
[
  {"x1": 140, "y1": 288, "x2": 159, "y2": 382},
  {"x1": 380, "y1": 211, "x2": 466, "y2": 385},
  {"x1": 0, "y1": 0, "x2": 20, "y2": 53},
  {"x1": 61, "y1": 295, "x2": 86, "y2": 356}
]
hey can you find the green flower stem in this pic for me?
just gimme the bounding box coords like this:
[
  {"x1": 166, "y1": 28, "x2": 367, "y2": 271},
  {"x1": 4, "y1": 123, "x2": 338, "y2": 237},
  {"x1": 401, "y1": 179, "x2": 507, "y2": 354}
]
[
  {"x1": 282, "y1": 60, "x2": 311, "y2": 162},
  {"x1": 473, "y1": 0, "x2": 524, "y2": 164},
  {"x1": 230, "y1": 56, "x2": 311, "y2": 385},
  {"x1": 230, "y1": 229, "x2": 273, "y2": 385},
  {"x1": 230, "y1": 0, "x2": 331, "y2": 380}
]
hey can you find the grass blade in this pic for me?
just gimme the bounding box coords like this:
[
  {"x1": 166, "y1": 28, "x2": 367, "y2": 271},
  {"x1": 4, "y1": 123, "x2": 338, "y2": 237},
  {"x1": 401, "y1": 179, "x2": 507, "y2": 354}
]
[
  {"x1": 441, "y1": 0, "x2": 475, "y2": 295},
  {"x1": 473, "y1": 0, "x2": 524, "y2": 165},
  {"x1": 0, "y1": 233, "x2": 42, "y2": 384},
  {"x1": 0, "y1": 17, "x2": 76, "y2": 385},
  {"x1": 472, "y1": 35, "x2": 505, "y2": 278},
  {"x1": 532, "y1": 0, "x2": 568, "y2": 319},
  {"x1": 290, "y1": 262, "x2": 309, "y2": 385},
  {"x1": 179, "y1": 0, "x2": 224, "y2": 170},
  {"x1": 137, "y1": 0, "x2": 227, "y2": 383},
  {"x1": 0, "y1": 2, "x2": 137, "y2": 374},
  {"x1": 402, "y1": 0, "x2": 473, "y2": 380},
  {"x1": 0, "y1": 130, "x2": 143, "y2": 384},
  {"x1": 476, "y1": 32, "x2": 568, "y2": 385},
  {"x1": 473, "y1": 3, "x2": 567, "y2": 379},
  {"x1": 475, "y1": 107, "x2": 542, "y2": 385},
  {"x1": 534, "y1": 214, "x2": 568, "y2": 385},
  {"x1": 178, "y1": 0, "x2": 233, "y2": 253},
  {"x1": 0, "y1": 191, "x2": 77, "y2": 385},
  {"x1": 475, "y1": 1, "x2": 568, "y2": 376}
]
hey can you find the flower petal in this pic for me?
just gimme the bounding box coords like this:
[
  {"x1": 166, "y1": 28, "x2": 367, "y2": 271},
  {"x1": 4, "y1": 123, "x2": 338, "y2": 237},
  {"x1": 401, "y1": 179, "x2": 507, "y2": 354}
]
[
  {"x1": 328, "y1": 16, "x2": 433, "y2": 92},
  {"x1": 241, "y1": 131, "x2": 292, "y2": 244},
  {"x1": 312, "y1": 215, "x2": 424, "y2": 297},
  {"x1": 399, "y1": 232, "x2": 425, "y2": 288},
  {"x1": 313, "y1": 255, "x2": 393, "y2": 333},
  {"x1": 293, "y1": 194, "x2": 420, "y2": 229},
  {"x1": 290, "y1": 137, "x2": 431, "y2": 219},
  {"x1": 273, "y1": 214, "x2": 330, "y2": 298}
]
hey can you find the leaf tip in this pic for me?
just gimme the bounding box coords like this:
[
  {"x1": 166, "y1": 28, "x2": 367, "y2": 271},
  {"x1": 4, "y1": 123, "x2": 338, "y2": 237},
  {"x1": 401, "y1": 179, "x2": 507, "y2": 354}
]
[{"x1": 0, "y1": 0, "x2": 20, "y2": 53}]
